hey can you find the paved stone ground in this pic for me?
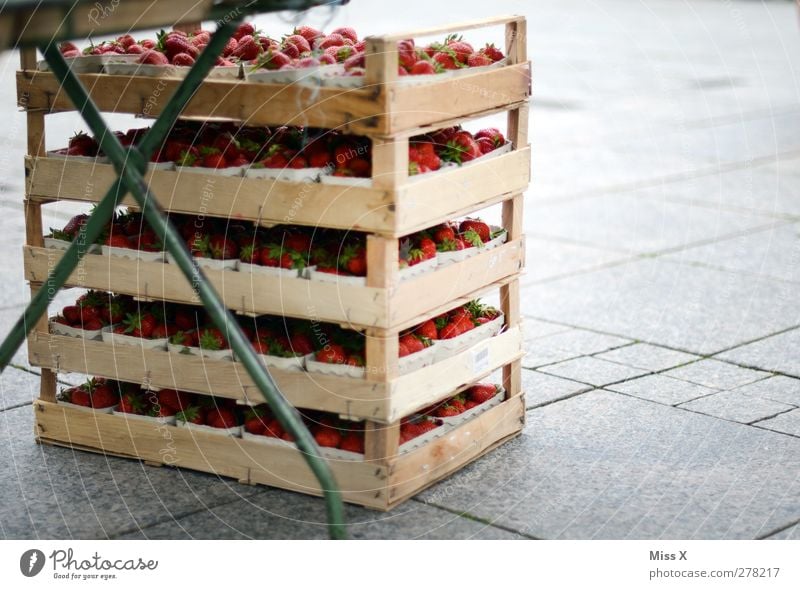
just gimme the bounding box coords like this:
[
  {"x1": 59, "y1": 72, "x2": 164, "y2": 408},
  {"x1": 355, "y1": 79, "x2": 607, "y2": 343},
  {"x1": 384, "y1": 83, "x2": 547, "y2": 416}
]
[{"x1": 1, "y1": 0, "x2": 799, "y2": 539}]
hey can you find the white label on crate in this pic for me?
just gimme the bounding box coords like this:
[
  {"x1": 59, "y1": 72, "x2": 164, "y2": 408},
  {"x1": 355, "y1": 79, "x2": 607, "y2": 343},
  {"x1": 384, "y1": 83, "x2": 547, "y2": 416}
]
[{"x1": 471, "y1": 346, "x2": 490, "y2": 374}]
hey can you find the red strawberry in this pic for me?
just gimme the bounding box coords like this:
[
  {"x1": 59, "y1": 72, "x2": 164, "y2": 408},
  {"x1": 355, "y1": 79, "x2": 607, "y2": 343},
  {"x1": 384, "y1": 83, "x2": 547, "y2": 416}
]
[
  {"x1": 433, "y1": 51, "x2": 459, "y2": 70},
  {"x1": 138, "y1": 50, "x2": 169, "y2": 65},
  {"x1": 284, "y1": 34, "x2": 311, "y2": 53},
  {"x1": 331, "y1": 27, "x2": 358, "y2": 43},
  {"x1": 294, "y1": 25, "x2": 324, "y2": 44},
  {"x1": 207, "y1": 407, "x2": 237, "y2": 429},
  {"x1": 459, "y1": 219, "x2": 491, "y2": 242},
  {"x1": 474, "y1": 128, "x2": 506, "y2": 148},
  {"x1": 438, "y1": 320, "x2": 462, "y2": 340},
  {"x1": 447, "y1": 40, "x2": 474, "y2": 63},
  {"x1": 91, "y1": 383, "x2": 118, "y2": 409},
  {"x1": 418, "y1": 237, "x2": 436, "y2": 259},
  {"x1": 290, "y1": 333, "x2": 315, "y2": 356},
  {"x1": 157, "y1": 389, "x2": 189, "y2": 412},
  {"x1": 234, "y1": 22, "x2": 256, "y2": 41},
  {"x1": 82, "y1": 318, "x2": 104, "y2": 331},
  {"x1": 467, "y1": 52, "x2": 493, "y2": 67},
  {"x1": 171, "y1": 53, "x2": 195, "y2": 66},
  {"x1": 341, "y1": 245, "x2": 367, "y2": 276},
  {"x1": 476, "y1": 136, "x2": 495, "y2": 154},
  {"x1": 69, "y1": 387, "x2": 91, "y2": 407},
  {"x1": 63, "y1": 213, "x2": 90, "y2": 236},
  {"x1": 314, "y1": 426, "x2": 342, "y2": 448},
  {"x1": 482, "y1": 43, "x2": 505, "y2": 62},
  {"x1": 399, "y1": 333, "x2": 424, "y2": 355},
  {"x1": 119, "y1": 391, "x2": 144, "y2": 414},
  {"x1": 232, "y1": 35, "x2": 261, "y2": 60},
  {"x1": 469, "y1": 384, "x2": 499, "y2": 404},
  {"x1": 208, "y1": 234, "x2": 238, "y2": 259},
  {"x1": 116, "y1": 34, "x2": 136, "y2": 48},
  {"x1": 264, "y1": 418, "x2": 285, "y2": 438},
  {"x1": 339, "y1": 432, "x2": 364, "y2": 454},
  {"x1": 410, "y1": 60, "x2": 436, "y2": 75},
  {"x1": 198, "y1": 327, "x2": 227, "y2": 350},
  {"x1": 442, "y1": 130, "x2": 481, "y2": 163},
  {"x1": 318, "y1": 33, "x2": 345, "y2": 50},
  {"x1": 415, "y1": 319, "x2": 438, "y2": 340},
  {"x1": 398, "y1": 340, "x2": 411, "y2": 357},
  {"x1": 105, "y1": 233, "x2": 130, "y2": 248},
  {"x1": 62, "y1": 305, "x2": 81, "y2": 325},
  {"x1": 433, "y1": 224, "x2": 456, "y2": 244},
  {"x1": 316, "y1": 345, "x2": 347, "y2": 364}
]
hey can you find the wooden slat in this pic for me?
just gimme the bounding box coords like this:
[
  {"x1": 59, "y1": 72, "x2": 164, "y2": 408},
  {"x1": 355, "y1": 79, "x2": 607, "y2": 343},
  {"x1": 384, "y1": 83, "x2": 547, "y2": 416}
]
[
  {"x1": 23, "y1": 245, "x2": 387, "y2": 328},
  {"x1": 17, "y1": 61, "x2": 530, "y2": 136},
  {"x1": 34, "y1": 400, "x2": 388, "y2": 510},
  {"x1": 387, "y1": 63, "x2": 531, "y2": 134},
  {"x1": 395, "y1": 147, "x2": 531, "y2": 232},
  {"x1": 9, "y1": 1, "x2": 213, "y2": 48},
  {"x1": 24, "y1": 241, "x2": 522, "y2": 330},
  {"x1": 27, "y1": 326, "x2": 521, "y2": 423},
  {"x1": 387, "y1": 326, "x2": 522, "y2": 421},
  {"x1": 505, "y1": 16, "x2": 528, "y2": 64},
  {"x1": 364, "y1": 421, "x2": 399, "y2": 463},
  {"x1": 387, "y1": 395, "x2": 524, "y2": 505},
  {"x1": 25, "y1": 147, "x2": 528, "y2": 235},
  {"x1": 364, "y1": 37, "x2": 397, "y2": 87},
  {"x1": 377, "y1": 14, "x2": 523, "y2": 42}
]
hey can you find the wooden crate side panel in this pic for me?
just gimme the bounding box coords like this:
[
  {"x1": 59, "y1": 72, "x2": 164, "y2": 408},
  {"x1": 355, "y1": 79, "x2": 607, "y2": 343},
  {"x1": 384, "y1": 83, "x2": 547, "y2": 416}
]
[
  {"x1": 387, "y1": 395, "x2": 524, "y2": 505},
  {"x1": 388, "y1": 327, "x2": 522, "y2": 421},
  {"x1": 22, "y1": 246, "x2": 387, "y2": 327},
  {"x1": 387, "y1": 63, "x2": 531, "y2": 133},
  {"x1": 26, "y1": 157, "x2": 396, "y2": 234},
  {"x1": 390, "y1": 240, "x2": 523, "y2": 325},
  {"x1": 28, "y1": 327, "x2": 520, "y2": 422},
  {"x1": 17, "y1": 72, "x2": 386, "y2": 134},
  {"x1": 27, "y1": 333, "x2": 389, "y2": 418},
  {"x1": 396, "y1": 147, "x2": 530, "y2": 233},
  {"x1": 34, "y1": 401, "x2": 387, "y2": 509}
]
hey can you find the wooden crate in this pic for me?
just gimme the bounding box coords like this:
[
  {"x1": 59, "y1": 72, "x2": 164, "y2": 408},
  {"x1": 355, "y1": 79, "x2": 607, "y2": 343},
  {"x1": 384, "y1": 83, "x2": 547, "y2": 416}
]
[
  {"x1": 22, "y1": 240, "x2": 524, "y2": 330},
  {"x1": 25, "y1": 144, "x2": 530, "y2": 236},
  {"x1": 34, "y1": 394, "x2": 524, "y2": 510},
  {"x1": 28, "y1": 326, "x2": 522, "y2": 422},
  {"x1": 17, "y1": 15, "x2": 530, "y2": 510},
  {"x1": 16, "y1": 15, "x2": 530, "y2": 136}
]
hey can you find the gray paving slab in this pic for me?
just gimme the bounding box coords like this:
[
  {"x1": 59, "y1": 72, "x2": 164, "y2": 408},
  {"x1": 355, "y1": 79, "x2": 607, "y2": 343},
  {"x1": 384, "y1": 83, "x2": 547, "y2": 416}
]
[
  {"x1": 418, "y1": 390, "x2": 800, "y2": 539},
  {"x1": 521, "y1": 236, "x2": 633, "y2": 284},
  {"x1": 646, "y1": 157, "x2": 800, "y2": 219},
  {"x1": 594, "y1": 343, "x2": 700, "y2": 372},
  {"x1": 733, "y1": 376, "x2": 800, "y2": 407},
  {"x1": 521, "y1": 369, "x2": 592, "y2": 408},
  {"x1": 0, "y1": 406, "x2": 265, "y2": 539},
  {"x1": 523, "y1": 328, "x2": 633, "y2": 369},
  {"x1": 767, "y1": 524, "x2": 799, "y2": 540},
  {"x1": 607, "y1": 374, "x2": 717, "y2": 406},
  {"x1": 717, "y1": 328, "x2": 800, "y2": 378},
  {"x1": 664, "y1": 223, "x2": 800, "y2": 284},
  {"x1": 0, "y1": 367, "x2": 40, "y2": 411},
  {"x1": 116, "y1": 490, "x2": 519, "y2": 540},
  {"x1": 662, "y1": 359, "x2": 771, "y2": 391},
  {"x1": 755, "y1": 409, "x2": 800, "y2": 438},
  {"x1": 524, "y1": 258, "x2": 800, "y2": 355},
  {"x1": 520, "y1": 318, "x2": 572, "y2": 340},
  {"x1": 525, "y1": 192, "x2": 777, "y2": 255},
  {"x1": 678, "y1": 390, "x2": 794, "y2": 425},
  {"x1": 538, "y1": 357, "x2": 649, "y2": 387}
]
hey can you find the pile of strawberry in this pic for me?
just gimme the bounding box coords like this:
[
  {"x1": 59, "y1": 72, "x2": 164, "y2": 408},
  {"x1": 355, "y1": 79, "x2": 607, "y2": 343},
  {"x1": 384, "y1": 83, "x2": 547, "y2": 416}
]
[
  {"x1": 425, "y1": 384, "x2": 501, "y2": 418},
  {"x1": 244, "y1": 406, "x2": 366, "y2": 453},
  {"x1": 51, "y1": 291, "x2": 130, "y2": 332},
  {"x1": 248, "y1": 25, "x2": 364, "y2": 72},
  {"x1": 117, "y1": 387, "x2": 192, "y2": 419},
  {"x1": 103, "y1": 210, "x2": 163, "y2": 252},
  {"x1": 399, "y1": 415, "x2": 441, "y2": 444},
  {"x1": 313, "y1": 327, "x2": 365, "y2": 367},
  {"x1": 430, "y1": 217, "x2": 496, "y2": 254},
  {"x1": 409, "y1": 126, "x2": 506, "y2": 175},
  {"x1": 432, "y1": 300, "x2": 502, "y2": 340},
  {"x1": 176, "y1": 396, "x2": 240, "y2": 429},
  {"x1": 394, "y1": 34, "x2": 505, "y2": 76},
  {"x1": 59, "y1": 377, "x2": 123, "y2": 409},
  {"x1": 247, "y1": 317, "x2": 317, "y2": 359}
]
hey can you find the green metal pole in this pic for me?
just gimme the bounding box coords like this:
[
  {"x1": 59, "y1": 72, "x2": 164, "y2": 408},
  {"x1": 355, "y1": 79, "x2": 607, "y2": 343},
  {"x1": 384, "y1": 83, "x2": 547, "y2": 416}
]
[{"x1": 0, "y1": 24, "x2": 347, "y2": 538}]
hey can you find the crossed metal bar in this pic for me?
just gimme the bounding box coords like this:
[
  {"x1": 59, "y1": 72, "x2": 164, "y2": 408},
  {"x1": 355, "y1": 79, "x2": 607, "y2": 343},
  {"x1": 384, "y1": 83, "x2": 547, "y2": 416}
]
[{"x1": 0, "y1": 18, "x2": 347, "y2": 539}]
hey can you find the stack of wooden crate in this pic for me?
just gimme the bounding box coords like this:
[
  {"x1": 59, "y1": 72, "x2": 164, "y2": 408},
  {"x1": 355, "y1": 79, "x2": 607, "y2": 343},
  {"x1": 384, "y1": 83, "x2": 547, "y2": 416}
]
[{"x1": 16, "y1": 15, "x2": 531, "y2": 510}]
